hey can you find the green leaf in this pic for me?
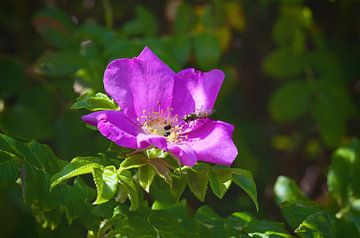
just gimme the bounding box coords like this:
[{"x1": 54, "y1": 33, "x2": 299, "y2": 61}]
[
  {"x1": 51, "y1": 156, "x2": 104, "y2": 188},
  {"x1": 122, "y1": 5, "x2": 158, "y2": 37},
  {"x1": 120, "y1": 154, "x2": 148, "y2": 171},
  {"x1": 208, "y1": 166, "x2": 232, "y2": 199},
  {"x1": 263, "y1": 47, "x2": 305, "y2": 79},
  {"x1": 244, "y1": 220, "x2": 292, "y2": 237},
  {"x1": 194, "y1": 33, "x2": 221, "y2": 70},
  {"x1": 0, "y1": 134, "x2": 99, "y2": 230},
  {"x1": 280, "y1": 201, "x2": 321, "y2": 230},
  {"x1": 327, "y1": 139, "x2": 360, "y2": 206},
  {"x1": 33, "y1": 7, "x2": 77, "y2": 49},
  {"x1": 166, "y1": 35, "x2": 191, "y2": 66},
  {"x1": 195, "y1": 205, "x2": 225, "y2": 226},
  {"x1": 186, "y1": 163, "x2": 209, "y2": 201},
  {"x1": 93, "y1": 166, "x2": 119, "y2": 205},
  {"x1": 138, "y1": 165, "x2": 156, "y2": 193},
  {"x1": 104, "y1": 206, "x2": 156, "y2": 238},
  {"x1": 170, "y1": 174, "x2": 187, "y2": 202},
  {"x1": 232, "y1": 168, "x2": 259, "y2": 211},
  {"x1": 118, "y1": 170, "x2": 139, "y2": 210},
  {"x1": 269, "y1": 80, "x2": 312, "y2": 122},
  {"x1": 71, "y1": 92, "x2": 118, "y2": 111},
  {"x1": 34, "y1": 52, "x2": 85, "y2": 77},
  {"x1": 274, "y1": 176, "x2": 308, "y2": 205},
  {"x1": 0, "y1": 150, "x2": 20, "y2": 187},
  {"x1": 148, "y1": 158, "x2": 173, "y2": 186},
  {"x1": 149, "y1": 210, "x2": 192, "y2": 238},
  {"x1": 295, "y1": 211, "x2": 337, "y2": 238},
  {"x1": 312, "y1": 93, "x2": 346, "y2": 148}
]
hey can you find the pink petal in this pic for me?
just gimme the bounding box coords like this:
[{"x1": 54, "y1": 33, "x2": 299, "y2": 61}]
[
  {"x1": 136, "y1": 133, "x2": 168, "y2": 150},
  {"x1": 104, "y1": 47, "x2": 175, "y2": 119},
  {"x1": 185, "y1": 119, "x2": 237, "y2": 166},
  {"x1": 171, "y1": 68, "x2": 224, "y2": 118},
  {"x1": 168, "y1": 144, "x2": 198, "y2": 167},
  {"x1": 82, "y1": 110, "x2": 143, "y2": 149}
]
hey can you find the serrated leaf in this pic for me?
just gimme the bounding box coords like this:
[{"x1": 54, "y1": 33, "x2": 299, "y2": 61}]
[
  {"x1": 170, "y1": 174, "x2": 187, "y2": 202},
  {"x1": 93, "y1": 166, "x2": 119, "y2": 205},
  {"x1": 118, "y1": 170, "x2": 139, "y2": 210},
  {"x1": 120, "y1": 154, "x2": 148, "y2": 171},
  {"x1": 208, "y1": 166, "x2": 232, "y2": 199},
  {"x1": 71, "y1": 92, "x2": 118, "y2": 111},
  {"x1": 0, "y1": 150, "x2": 20, "y2": 187},
  {"x1": 148, "y1": 158, "x2": 173, "y2": 186},
  {"x1": 269, "y1": 80, "x2": 311, "y2": 122},
  {"x1": 274, "y1": 176, "x2": 308, "y2": 205},
  {"x1": 51, "y1": 156, "x2": 104, "y2": 188},
  {"x1": 232, "y1": 168, "x2": 259, "y2": 211},
  {"x1": 138, "y1": 165, "x2": 155, "y2": 193},
  {"x1": 186, "y1": 163, "x2": 209, "y2": 201}
]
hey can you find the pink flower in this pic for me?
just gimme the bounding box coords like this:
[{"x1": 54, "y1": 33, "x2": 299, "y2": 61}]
[{"x1": 82, "y1": 47, "x2": 237, "y2": 166}]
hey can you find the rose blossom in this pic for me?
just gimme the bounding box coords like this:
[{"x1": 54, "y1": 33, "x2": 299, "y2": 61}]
[{"x1": 82, "y1": 47, "x2": 237, "y2": 166}]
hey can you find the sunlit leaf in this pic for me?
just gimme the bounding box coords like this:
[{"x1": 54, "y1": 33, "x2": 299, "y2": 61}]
[
  {"x1": 274, "y1": 176, "x2": 308, "y2": 205},
  {"x1": 120, "y1": 154, "x2": 148, "y2": 171},
  {"x1": 208, "y1": 165, "x2": 232, "y2": 199},
  {"x1": 51, "y1": 156, "x2": 104, "y2": 188},
  {"x1": 186, "y1": 163, "x2": 209, "y2": 201},
  {"x1": 138, "y1": 165, "x2": 156, "y2": 193},
  {"x1": 71, "y1": 92, "x2": 118, "y2": 111},
  {"x1": 118, "y1": 170, "x2": 139, "y2": 210},
  {"x1": 93, "y1": 166, "x2": 119, "y2": 205},
  {"x1": 232, "y1": 168, "x2": 259, "y2": 211},
  {"x1": 327, "y1": 139, "x2": 360, "y2": 206},
  {"x1": 280, "y1": 201, "x2": 321, "y2": 230}
]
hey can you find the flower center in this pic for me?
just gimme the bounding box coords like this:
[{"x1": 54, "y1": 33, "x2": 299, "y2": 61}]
[{"x1": 136, "y1": 108, "x2": 187, "y2": 143}]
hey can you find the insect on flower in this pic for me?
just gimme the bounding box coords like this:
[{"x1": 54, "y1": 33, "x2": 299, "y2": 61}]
[
  {"x1": 82, "y1": 47, "x2": 237, "y2": 167},
  {"x1": 183, "y1": 109, "x2": 215, "y2": 123}
]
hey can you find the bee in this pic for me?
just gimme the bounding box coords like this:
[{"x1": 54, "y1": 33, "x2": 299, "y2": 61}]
[
  {"x1": 183, "y1": 109, "x2": 215, "y2": 123},
  {"x1": 163, "y1": 124, "x2": 172, "y2": 137}
]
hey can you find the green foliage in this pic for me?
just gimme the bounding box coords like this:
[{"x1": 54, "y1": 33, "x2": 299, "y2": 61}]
[
  {"x1": 269, "y1": 80, "x2": 311, "y2": 122},
  {"x1": 0, "y1": 150, "x2": 19, "y2": 187},
  {"x1": 274, "y1": 172, "x2": 360, "y2": 237},
  {"x1": 71, "y1": 92, "x2": 119, "y2": 111},
  {"x1": 1, "y1": 1, "x2": 359, "y2": 237}
]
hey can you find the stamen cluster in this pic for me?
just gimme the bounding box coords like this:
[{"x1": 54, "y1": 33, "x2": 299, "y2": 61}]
[{"x1": 136, "y1": 108, "x2": 187, "y2": 143}]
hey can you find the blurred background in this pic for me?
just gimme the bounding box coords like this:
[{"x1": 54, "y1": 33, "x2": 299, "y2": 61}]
[{"x1": 0, "y1": 0, "x2": 359, "y2": 237}]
